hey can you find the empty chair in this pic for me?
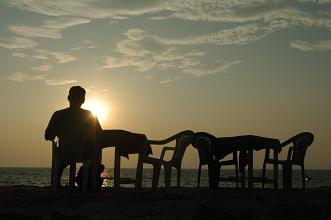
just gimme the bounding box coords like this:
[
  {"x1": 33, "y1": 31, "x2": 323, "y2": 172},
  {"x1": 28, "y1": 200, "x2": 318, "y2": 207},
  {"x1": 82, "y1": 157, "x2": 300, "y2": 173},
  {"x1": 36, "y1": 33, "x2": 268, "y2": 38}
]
[
  {"x1": 142, "y1": 130, "x2": 194, "y2": 189},
  {"x1": 262, "y1": 132, "x2": 314, "y2": 189},
  {"x1": 192, "y1": 132, "x2": 239, "y2": 189}
]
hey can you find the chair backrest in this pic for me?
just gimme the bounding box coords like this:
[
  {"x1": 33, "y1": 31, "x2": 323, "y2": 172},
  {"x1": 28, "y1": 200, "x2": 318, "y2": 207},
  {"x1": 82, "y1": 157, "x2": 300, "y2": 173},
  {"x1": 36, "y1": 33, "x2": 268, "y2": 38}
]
[
  {"x1": 283, "y1": 132, "x2": 314, "y2": 165},
  {"x1": 57, "y1": 119, "x2": 96, "y2": 161},
  {"x1": 171, "y1": 130, "x2": 194, "y2": 168},
  {"x1": 192, "y1": 132, "x2": 217, "y2": 166}
]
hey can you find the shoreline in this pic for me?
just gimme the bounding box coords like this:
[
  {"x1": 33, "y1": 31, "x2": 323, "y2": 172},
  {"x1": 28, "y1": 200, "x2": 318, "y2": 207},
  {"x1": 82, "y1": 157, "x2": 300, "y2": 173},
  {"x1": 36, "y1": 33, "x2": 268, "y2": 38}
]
[{"x1": 1, "y1": 186, "x2": 330, "y2": 220}]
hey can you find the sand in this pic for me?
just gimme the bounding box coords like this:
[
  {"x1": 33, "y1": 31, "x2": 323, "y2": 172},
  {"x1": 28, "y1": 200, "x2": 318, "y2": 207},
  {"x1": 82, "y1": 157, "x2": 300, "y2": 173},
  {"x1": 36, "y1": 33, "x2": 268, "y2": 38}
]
[{"x1": 0, "y1": 186, "x2": 330, "y2": 220}]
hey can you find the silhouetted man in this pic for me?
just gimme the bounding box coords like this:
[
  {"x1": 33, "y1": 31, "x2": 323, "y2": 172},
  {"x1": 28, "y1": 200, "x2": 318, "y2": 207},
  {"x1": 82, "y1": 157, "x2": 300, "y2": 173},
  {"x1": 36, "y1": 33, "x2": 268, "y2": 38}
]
[
  {"x1": 45, "y1": 85, "x2": 152, "y2": 190},
  {"x1": 45, "y1": 86, "x2": 102, "y2": 187}
]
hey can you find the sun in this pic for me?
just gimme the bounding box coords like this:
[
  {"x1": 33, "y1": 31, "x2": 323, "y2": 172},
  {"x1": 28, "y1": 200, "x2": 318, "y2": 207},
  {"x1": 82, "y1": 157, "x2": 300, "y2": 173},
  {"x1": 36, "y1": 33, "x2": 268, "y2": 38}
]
[{"x1": 82, "y1": 99, "x2": 109, "y2": 124}]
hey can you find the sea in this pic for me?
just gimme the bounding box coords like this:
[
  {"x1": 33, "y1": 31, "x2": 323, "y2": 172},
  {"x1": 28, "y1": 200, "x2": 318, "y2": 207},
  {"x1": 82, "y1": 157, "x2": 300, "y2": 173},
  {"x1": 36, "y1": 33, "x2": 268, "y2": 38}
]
[{"x1": 1, "y1": 168, "x2": 331, "y2": 189}]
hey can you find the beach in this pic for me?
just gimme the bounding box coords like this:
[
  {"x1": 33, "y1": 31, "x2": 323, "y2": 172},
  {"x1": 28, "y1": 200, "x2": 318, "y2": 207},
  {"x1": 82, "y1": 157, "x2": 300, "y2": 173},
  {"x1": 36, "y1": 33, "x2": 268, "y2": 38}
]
[{"x1": 1, "y1": 186, "x2": 330, "y2": 220}]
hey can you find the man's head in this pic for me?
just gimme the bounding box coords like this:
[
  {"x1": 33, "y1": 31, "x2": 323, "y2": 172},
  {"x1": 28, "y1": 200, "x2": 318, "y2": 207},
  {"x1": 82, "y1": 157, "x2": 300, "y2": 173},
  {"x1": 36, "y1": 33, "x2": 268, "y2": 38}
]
[{"x1": 68, "y1": 86, "x2": 86, "y2": 107}]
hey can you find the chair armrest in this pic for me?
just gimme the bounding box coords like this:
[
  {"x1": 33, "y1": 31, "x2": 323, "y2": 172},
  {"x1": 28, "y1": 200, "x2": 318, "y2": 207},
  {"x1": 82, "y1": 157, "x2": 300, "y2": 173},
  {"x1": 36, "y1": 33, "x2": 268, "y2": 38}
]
[
  {"x1": 160, "y1": 146, "x2": 175, "y2": 161},
  {"x1": 149, "y1": 131, "x2": 191, "y2": 145},
  {"x1": 287, "y1": 147, "x2": 294, "y2": 161},
  {"x1": 149, "y1": 136, "x2": 178, "y2": 145}
]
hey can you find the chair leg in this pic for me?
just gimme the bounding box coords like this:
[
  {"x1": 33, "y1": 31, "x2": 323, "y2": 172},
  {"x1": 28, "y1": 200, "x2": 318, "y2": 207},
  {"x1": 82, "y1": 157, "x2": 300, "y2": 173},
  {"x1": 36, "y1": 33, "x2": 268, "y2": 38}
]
[
  {"x1": 301, "y1": 165, "x2": 305, "y2": 190},
  {"x1": 152, "y1": 164, "x2": 161, "y2": 189},
  {"x1": 241, "y1": 168, "x2": 245, "y2": 189},
  {"x1": 234, "y1": 153, "x2": 239, "y2": 188},
  {"x1": 216, "y1": 164, "x2": 221, "y2": 188},
  {"x1": 81, "y1": 162, "x2": 90, "y2": 193},
  {"x1": 51, "y1": 159, "x2": 60, "y2": 192},
  {"x1": 164, "y1": 165, "x2": 172, "y2": 189},
  {"x1": 176, "y1": 167, "x2": 181, "y2": 188},
  {"x1": 282, "y1": 163, "x2": 292, "y2": 190},
  {"x1": 135, "y1": 152, "x2": 144, "y2": 191},
  {"x1": 197, "y1": 164, "x2": 201, "y2": 189},
  {"x1": 262, "y1": 162, "x2": 266, "y2": 189}
]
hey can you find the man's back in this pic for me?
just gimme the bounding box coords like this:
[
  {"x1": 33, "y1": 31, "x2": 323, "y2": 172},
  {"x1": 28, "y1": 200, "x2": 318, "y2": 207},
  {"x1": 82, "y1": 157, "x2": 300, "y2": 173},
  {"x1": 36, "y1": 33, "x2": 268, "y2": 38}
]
[{"x1": 45, "y1": 107, "x2": 101, "y2": 160}]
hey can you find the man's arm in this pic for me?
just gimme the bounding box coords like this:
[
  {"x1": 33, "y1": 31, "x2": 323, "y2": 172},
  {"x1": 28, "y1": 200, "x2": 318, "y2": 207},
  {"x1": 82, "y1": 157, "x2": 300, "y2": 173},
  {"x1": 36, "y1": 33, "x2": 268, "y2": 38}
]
[{"x1": 45, "y1": 112, "x2": 57, "y2": 141}]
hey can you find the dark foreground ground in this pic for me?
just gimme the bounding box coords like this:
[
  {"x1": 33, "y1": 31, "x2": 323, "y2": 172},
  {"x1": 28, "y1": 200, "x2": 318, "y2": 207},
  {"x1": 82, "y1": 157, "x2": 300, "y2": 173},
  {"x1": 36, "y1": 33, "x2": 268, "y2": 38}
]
[{"x1": 0, "y1": 186, "x2": 330, "y2": 220}]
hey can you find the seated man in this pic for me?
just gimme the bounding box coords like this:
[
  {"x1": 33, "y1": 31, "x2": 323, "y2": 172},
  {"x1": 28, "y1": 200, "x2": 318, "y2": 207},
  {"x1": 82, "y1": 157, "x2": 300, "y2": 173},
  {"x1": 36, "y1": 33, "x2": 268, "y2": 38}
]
[
  {"x1": 45, "y1": 85, "x2": 152, "y2": 189},
  {"x1": 45, "y1": 86, "x2": 102, "y2": 187}
]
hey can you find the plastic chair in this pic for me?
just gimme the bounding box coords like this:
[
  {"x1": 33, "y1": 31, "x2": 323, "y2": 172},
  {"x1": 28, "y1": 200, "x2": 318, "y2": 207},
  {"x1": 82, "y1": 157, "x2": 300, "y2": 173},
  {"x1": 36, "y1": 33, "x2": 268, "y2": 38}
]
[
  {"x1": 192, "y1": 132, "x2": 239, "y2": 189},
  {"x1": 142, "y1": 130, "x2": 194, "y2": 189},
  {"x1": 51, "y1": 124, "x2": 96, "y2": 193},
  {"x1": 262, "y1": 132, "x2": 314, "y2": 189}
]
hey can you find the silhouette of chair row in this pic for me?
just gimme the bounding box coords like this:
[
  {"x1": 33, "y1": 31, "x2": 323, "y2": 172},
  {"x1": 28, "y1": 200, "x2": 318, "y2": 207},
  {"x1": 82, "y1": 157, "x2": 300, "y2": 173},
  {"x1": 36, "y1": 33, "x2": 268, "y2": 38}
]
[
  {"x1": 51, "y1": 130, "x2": 313, "y2": 191},
  {"x1": 138, "y1": 131, "x2": 239, "y2": 189},
  {"x1": 190, "y1": 131, "x2": 313, "y2": 190}
]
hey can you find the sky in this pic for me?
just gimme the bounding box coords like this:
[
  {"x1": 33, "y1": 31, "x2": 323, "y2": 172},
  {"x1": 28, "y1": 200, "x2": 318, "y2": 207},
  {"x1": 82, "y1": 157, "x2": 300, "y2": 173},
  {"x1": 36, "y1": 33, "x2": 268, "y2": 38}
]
[{"x1": 0, "y1": 0, "x2": 330, "y2": 169}]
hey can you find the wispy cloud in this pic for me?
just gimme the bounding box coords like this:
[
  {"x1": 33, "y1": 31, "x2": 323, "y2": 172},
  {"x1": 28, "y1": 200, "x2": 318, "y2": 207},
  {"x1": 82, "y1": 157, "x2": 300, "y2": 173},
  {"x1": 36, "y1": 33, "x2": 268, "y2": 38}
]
[
  {"x1": 8, "y1": 17, "x2": 90, "y2": 39},
  {"x1": 290, "y1": 40, "x2": 331, "y2": 51},
  {"x1": 30, "y1": 49, "x2": 76, "y2": 63},
  {"x1": 30, "y1": 64, "x2": 52, "y2": 72},
  {"x1": 0, "y1": 36, "x2": 38, "y2": 49},
  {"x1": 7, "y1": 72, "x2": 77, "y2": 86},
  {"x1": 123, "y1": 25, "x2": 266, "y2": 46},
  {"x1": 45, "y1": 79, "x2": 78, "y2": 86},
  {"x1": 100, "y1": 29, "x2": 242, "y2": 77},
  {"x1": 183, "y1": 61, "x2": 243, "y2": 77},
  {"x1": 6, "y1": 0, "x2": 165, "y2": 19},
  {"x1": 70, "y1": 40, "x2": 96, "y2": 51},
  {"x1": 7, "y1": 72, "x2": 46, "y2": 82},
  {"x1": 12, "y1": 52, "x2": 27, "y2": 58},
  {"x1": 160, "y1": 76, "x2": 182, "y2": 84},
  {"x1": 51, "y1": 52, "x2": 76, "y2": 63},
  {"x1": 6, "y1": 0, "x2": 331, "y2": 31}
]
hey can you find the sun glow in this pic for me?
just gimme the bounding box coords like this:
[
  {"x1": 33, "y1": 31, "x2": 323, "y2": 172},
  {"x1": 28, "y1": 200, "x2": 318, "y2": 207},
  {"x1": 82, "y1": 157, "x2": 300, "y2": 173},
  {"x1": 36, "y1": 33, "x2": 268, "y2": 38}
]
[{"x1": 83, "y1": 100, "x2": 109, "y2": 124}]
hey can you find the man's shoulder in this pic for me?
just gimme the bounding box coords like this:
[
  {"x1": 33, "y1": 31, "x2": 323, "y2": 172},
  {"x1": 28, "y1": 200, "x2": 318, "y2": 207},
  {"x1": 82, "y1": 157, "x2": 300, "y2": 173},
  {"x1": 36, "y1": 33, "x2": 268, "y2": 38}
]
[
  {"x1": 53, "y1": 108, "x2": 91, "y2": 114},
  {"x1": 80, "y1": 108, "x2": 94, "y2": 117},
  {"x1": 52, "y1": 108, "x2": 70, "y2": 116}
]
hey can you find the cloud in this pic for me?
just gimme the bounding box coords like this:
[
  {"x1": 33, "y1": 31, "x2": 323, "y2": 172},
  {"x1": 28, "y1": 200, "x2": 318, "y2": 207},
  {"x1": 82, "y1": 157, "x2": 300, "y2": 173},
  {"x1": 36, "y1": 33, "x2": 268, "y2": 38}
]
[
  {"x1": 5, "y1": 0, "x2": 331, "y2": 40},
  {"x1": 100, "y1": 29, "x2": 242, "y2": 77},
  {"x1": 12, "y1": 52, "x2": 27, "y2": 58},
  {"x1": 290, "y1": 40, "x2": 331, "y2": 51},
  {"x1": 297, "y1": 0, "x2": 331, "y2": 3},
  {"x1": 183, "y1": 60, "x2": 243, "y2": 77},
  {"x1": 8, "y1": 17, "x2": 90, "y2": 39},
  {"x1": 160, "y1": 76, "x2": 182, "y2": 84},
  {"x1": 30, "y1": 64, "x2": 52, "y2": 72},
  {"x1": 0, "y1": 37, "x2": 38, "y2": 49},
  {"x1": 7, "y1": 72, "x2": 46, "y2": 82},
  {"x1": 51, "y1": 52, "x2": 76, "y2": 63},
  {"x1": 29, "y1": 49, "x2": 77, "y2": 63},
  {"x1": 7, "y1": 72, "x2": 77, "y2": 86},
  {"x1": 6, "y1": 0, "x2": 165, "y2": 19},
  {"x1": 6, "y1": 0, "x2": 331, "y2": 29},
  {"x1": 45, "y1": 79, "x2": 78, "y2": 86},
  {"x1": 151, "y1": 25, "x2": 265, "y2": 46},
  {"x1": 70, "y1": 40, "x2": 96, "y2": 51}
]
